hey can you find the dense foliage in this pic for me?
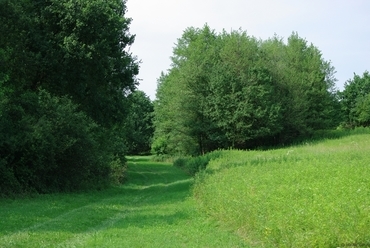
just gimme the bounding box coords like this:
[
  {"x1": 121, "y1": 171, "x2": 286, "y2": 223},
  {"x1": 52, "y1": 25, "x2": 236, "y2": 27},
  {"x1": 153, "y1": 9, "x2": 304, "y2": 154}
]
[
  {"x1": 341, "y1": 71, "x2": 370, "y2": 127},
  {"x1": 123, "y1": 91, "x2": 154, "y2": 155},
  {"x1": 0, "y1": 91, "x2": 112, "y2": 194},
  {"x1": 0, "y1": 0, "x2": 138, "y2": 195},
  {"x1": 152, "y1": 24, "x2": 340, "y2": 156}
]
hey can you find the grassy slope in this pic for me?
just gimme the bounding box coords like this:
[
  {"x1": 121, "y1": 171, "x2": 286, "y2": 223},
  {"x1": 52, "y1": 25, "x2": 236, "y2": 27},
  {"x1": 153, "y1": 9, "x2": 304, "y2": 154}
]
[
  {"x1": 0, "y1": 157, "x2": 245, "y2": 247},
  {"x1": 193, "y1": 130, "x2": 370, "y2": 247}
]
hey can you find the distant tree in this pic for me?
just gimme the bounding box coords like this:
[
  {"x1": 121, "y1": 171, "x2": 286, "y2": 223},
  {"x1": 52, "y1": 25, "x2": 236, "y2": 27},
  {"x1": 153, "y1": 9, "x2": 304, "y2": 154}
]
[
  {"x1": 152, "y1": 70, "x2": 200, "y2": 155},
  {"x1": 285, "y1": 33, "x2": 338, "y2": 132},
  {"x1": 124, "y1": 91, "x2": 154, "y2": 155},
  {"x1": 341, "y1": 71, "x2": 370, "y2": 127}
]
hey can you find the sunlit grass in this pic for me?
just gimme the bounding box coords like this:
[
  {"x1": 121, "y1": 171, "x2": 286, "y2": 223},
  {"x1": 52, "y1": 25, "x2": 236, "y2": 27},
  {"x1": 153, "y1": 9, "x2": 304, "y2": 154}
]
[
  {"x1": 0, "y1": 156, "x2": 245, "y2": 247},
  {"x1": 193, "y1": 129, "x2": 370, "y2": 247}
]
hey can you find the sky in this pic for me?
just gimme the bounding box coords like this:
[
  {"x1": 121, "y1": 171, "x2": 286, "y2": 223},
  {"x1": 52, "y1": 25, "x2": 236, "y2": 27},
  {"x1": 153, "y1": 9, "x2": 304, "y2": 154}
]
[{"x1": 126, "y1": 0, "x2": 370, "y2": 100}]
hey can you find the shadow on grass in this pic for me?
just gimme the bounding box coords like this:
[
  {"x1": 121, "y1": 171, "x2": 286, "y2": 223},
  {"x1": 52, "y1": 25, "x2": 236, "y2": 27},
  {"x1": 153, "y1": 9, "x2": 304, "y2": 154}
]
[{"x1": 0, "y1": 158, "x2": 194, "y2": 237}]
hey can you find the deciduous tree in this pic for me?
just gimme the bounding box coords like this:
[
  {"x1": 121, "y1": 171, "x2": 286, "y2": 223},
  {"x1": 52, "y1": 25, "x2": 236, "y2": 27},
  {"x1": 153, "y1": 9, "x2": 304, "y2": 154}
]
[{"x1": 341, "y1": 71, "x2": 370, "y2": 127}]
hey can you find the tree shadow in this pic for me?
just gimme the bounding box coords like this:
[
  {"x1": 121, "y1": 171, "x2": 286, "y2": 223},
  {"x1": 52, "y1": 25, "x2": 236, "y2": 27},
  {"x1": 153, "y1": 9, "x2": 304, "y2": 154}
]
[{"x1": 0, "y1": 159, "x2": 195, "y2": 237}]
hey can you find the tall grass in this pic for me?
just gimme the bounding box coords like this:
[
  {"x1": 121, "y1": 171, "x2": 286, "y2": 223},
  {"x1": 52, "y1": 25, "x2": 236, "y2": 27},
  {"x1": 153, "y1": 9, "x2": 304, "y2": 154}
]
[
  {"x1": 193, "y1": 128, "x2": 370, "y2": 247},
  {"x1": 174, "y1": 150, "x2": 224, "y2": 176}
]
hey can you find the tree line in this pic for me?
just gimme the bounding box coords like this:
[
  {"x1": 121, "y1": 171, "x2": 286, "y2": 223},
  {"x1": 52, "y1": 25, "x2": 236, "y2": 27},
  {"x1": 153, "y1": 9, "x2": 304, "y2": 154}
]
[
  {"x1": 1, "y1": 2, "x2": 369, "y2": 196},
  {"x1": 152, "y1": 24, "x2": 369, "y2": 156}
]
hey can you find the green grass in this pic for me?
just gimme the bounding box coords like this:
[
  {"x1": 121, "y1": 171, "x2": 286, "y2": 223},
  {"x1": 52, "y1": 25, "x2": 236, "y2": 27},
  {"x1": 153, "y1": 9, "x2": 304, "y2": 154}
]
[
  {"x1": 0, "y1": 156, "x2": 245, "y2": 247},
  {"x1": 3, "y1": 130, "x2": 370, "y2": 247},
  {"x1": 193, "y1": 129, "x2": 370, "y2": 247}
]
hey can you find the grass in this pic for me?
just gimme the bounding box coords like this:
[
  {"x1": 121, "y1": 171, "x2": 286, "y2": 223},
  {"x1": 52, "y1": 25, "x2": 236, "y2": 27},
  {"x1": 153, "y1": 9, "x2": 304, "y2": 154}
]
[
  {"x1": 193, "y1": 129, "x2": 370, "y2": 247},
  {"x1": 3, "y1": 129, "x2": 370, "y2": 247},
  {"x1": 0, "y1": 156, "x2": 245, "y2": 247}
]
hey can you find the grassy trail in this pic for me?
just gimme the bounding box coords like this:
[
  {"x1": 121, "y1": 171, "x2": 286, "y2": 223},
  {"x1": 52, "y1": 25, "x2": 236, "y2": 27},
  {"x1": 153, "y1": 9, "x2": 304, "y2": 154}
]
[{"x1": 0, "y1": 157, "x2": 245, "y2": 247}]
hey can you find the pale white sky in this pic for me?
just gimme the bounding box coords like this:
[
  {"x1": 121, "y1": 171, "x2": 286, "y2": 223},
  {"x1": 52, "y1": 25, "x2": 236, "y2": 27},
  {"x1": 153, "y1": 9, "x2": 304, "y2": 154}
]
[{"x1": 126, "y1": 0, "x2": 370, "y2": 99}]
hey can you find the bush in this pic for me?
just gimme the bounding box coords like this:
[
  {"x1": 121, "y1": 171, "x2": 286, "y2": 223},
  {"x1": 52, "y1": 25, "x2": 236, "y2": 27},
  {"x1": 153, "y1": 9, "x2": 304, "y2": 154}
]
[
  {"x1": 0, "y1": 90, "x2": 126, "y2": 196},
  {"x1": 151, "y1": 136, "x2": 168, "y2": 156},
  {"x1": 173, "y1": 150, "x2": 224, "y2": 176}
]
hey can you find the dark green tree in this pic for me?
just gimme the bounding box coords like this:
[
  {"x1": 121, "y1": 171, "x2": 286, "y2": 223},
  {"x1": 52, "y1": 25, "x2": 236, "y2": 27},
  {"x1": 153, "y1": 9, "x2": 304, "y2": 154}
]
[
  {"x1": 341, "y1": 71, "x2": 370, "y2": 127},
  {"x1": 0, "y1": 90, "x2": 113, "y2": 195},
  {"x1": 0, "y1": 0, "x2": 138, "y2": 195},
  {"x1": 43, "y1": 0, "x2": 139, "y2": 126},
  {"x1": 1, "y1": 0, "x2": 139, "y2": 126},
  {"x1": 124, "y1": 91, "x2": 154, "y2": 155}
]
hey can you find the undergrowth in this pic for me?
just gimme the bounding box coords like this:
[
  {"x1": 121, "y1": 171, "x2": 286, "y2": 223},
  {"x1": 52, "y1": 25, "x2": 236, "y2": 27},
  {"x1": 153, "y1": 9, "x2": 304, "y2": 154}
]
[{"x1": 173, "y1": 150, "x2": 224, "y2": 176}]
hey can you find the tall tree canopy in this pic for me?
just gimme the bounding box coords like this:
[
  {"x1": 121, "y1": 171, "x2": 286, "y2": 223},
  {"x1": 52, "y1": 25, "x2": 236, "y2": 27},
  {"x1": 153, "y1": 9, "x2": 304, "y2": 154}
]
[
  {"x1": 0, "y1": 0, "x2": 139, "y2": 195},
  {"x1": 152, "y1": 25, "x2": 340, "y2": 156},
  {"x1": 1, "y1": 0, "x2": 139, "y2": 126}
]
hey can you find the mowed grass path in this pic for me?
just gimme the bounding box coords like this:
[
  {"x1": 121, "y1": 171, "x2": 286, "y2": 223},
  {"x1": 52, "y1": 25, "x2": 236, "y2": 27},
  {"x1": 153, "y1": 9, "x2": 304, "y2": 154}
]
[{"x1": 0, "y1": 157, "x2": 245, "y2": 247}]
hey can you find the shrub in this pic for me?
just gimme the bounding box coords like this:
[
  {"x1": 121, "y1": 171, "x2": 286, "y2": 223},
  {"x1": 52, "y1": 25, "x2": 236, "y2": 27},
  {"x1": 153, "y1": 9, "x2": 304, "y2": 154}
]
[
  {"x1": 173, "y1": 150, "x2": 224, "y2": 176},
  {"x1": 151, "y1": 136, "x2": 168, "y2": 155},
  {"x1": 0, "y1": 90, "x2": 124, "y2": 196}
]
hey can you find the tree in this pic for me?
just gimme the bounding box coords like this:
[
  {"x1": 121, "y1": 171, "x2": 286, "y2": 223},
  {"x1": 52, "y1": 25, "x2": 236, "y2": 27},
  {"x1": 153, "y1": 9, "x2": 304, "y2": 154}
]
[
  {"x1": 123, "y1": 91, "x2": 154, "y2": 155},
  {"x1": 206, "y1": 30, "x2": 282, "y2": 149},
  {"x1": 261, "y1": 33, "x2": 340, "y2": 141},
  {"x1": 341, "y1": 71, "x2": 370, "y2": 127},
  {"x1": 0, "y1": 0, "x2": 138, "y2": 195},
  {"x1": 152, "y1": 25, "x2": 221, "y2": 155},
  {"x1": 152, "y1": 26, "x2": 340, "y2": 156},
  {"x1": 0, "y1": 90, "x2": 113, "y2": 195},
  {"x1": 152, "y1": 70, "x2": 200, "y2": 155},
  {"x1": 1, "y1": 0, "x2": 139, "y2": 126}
]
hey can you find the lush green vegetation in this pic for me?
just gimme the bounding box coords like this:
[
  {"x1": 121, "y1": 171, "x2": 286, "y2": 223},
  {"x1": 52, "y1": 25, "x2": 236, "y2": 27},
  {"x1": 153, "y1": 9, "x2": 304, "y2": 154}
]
[
  {"x1": 0, "y1": 0, "x2": 154, "y2": 196},
  {"x1": 123, "y1": 91, "x2": 154, "y2": 155},
  {"x1": 2, "y1": 2, "x2": 370, "y2": 247},
  {"x1": 192, "y1": 128, "x2": 370, "y2": 247},
  {"x1": 152, "y1": 24, "x2": 339, "y2": 156},
  {"x1": 2, "y1": 130, "x2": 370, "y2": 247},
  {"x1": 341, "y1": 71, "x2": 370, "y2": 127},
  {"x1": 151, "y1": 24, "x2": 370, "y2": 158},
  {"x1": 0, "y1": 157, "x2": 245, "y2": 247},
  {"x1": 1, "y1": 0, "x2": 369, "y2": 198}
]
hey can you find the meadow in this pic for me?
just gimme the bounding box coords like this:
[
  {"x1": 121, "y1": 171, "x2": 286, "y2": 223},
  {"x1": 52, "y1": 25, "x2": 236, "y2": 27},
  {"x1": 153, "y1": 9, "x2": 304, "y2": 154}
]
[
  {"x1": 193, "y1": 128, "x2": 370, "y2": 247},
  {"x1": 0, "y1": 157, "x2": 244, "y2": 247},
  {"x1": 1, "y1": 129, "x2": 370, "y2": 247}
]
